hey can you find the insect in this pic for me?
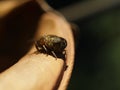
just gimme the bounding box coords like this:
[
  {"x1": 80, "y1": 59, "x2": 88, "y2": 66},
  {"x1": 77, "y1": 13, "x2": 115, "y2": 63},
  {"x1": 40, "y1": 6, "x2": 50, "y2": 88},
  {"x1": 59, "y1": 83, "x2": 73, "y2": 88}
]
[{"x1": 35, "y1": 35, "x2": 67, "y2": 59}]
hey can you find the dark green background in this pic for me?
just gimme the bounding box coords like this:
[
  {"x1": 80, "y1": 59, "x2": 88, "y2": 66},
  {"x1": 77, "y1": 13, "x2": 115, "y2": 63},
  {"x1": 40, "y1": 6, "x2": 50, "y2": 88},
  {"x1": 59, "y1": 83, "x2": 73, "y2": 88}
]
[{"x1": 68, "y1": 7, "x2": 120, "y2": 90}]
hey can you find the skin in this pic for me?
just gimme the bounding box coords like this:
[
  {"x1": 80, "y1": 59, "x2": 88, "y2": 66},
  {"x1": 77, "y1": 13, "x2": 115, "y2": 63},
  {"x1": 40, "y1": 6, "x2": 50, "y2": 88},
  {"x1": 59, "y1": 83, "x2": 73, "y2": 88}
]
[{"x1": 0, "y1": 0, "x2": 75, "y2": 90}]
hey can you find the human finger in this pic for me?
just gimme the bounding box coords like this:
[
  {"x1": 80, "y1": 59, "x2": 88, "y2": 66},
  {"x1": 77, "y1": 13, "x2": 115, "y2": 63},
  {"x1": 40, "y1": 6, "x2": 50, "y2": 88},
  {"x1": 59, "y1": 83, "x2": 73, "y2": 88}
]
[{"x1": 0, "y1": 11, "x2": 74, "y2": 90}]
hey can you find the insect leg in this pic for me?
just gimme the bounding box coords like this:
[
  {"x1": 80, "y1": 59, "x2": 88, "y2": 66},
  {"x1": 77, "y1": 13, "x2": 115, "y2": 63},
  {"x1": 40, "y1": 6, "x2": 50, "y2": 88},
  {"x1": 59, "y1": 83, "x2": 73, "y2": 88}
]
[
  {"x1": 62, "y1": 50, "x2": 66, "y2": 59},
  {"x1": 51, "y1": 51, "x2": 57, "y2": 59},
  {"x1": 62, "y1": 50, "x2": 66, "y2": 55},
  {"x1": 42, "y1": 45, "x2": 48, "y2": 52},
  {"x1": 35, "y1": 41, "x2": 41, "y2": 51}
]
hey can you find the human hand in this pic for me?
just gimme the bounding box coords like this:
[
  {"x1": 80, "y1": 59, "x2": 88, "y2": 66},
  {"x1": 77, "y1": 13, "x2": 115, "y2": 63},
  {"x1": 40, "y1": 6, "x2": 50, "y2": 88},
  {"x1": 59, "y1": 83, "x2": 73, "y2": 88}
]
[{"x1": 0, "y1": 1, "x2": 75, "y2": 90}]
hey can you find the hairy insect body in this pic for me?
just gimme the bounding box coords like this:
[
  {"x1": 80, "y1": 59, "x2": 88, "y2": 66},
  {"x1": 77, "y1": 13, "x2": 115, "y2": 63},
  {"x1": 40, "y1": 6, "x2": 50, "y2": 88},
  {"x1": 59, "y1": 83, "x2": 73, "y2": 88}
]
[{"x1": 35, "y1": 35, "x2": 67, "y2": 59}]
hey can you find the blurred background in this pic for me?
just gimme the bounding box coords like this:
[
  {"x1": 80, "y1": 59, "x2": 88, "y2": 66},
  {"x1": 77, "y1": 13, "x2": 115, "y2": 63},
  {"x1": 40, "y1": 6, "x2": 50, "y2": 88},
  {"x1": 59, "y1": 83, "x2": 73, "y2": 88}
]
[{"x1": 46, "y1": 0, "x2": 120, "y2": 90}]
